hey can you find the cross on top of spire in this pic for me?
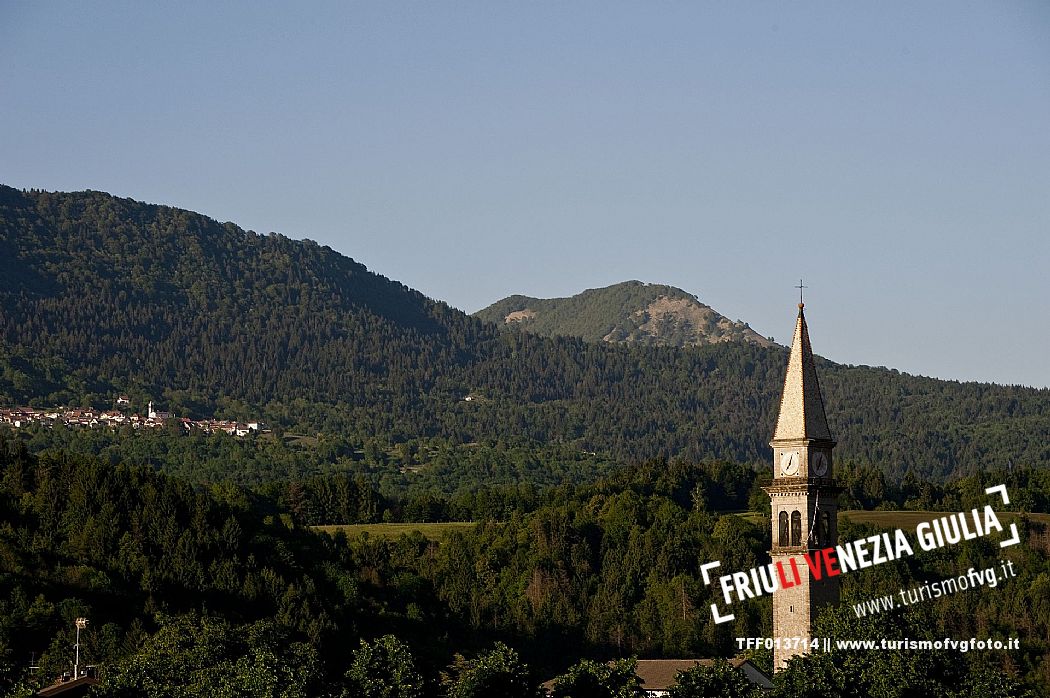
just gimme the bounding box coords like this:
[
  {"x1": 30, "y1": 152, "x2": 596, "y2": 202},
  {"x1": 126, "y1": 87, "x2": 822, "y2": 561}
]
[{"x1": 796, "y1": 279, "x2": 807, "y2": 307}]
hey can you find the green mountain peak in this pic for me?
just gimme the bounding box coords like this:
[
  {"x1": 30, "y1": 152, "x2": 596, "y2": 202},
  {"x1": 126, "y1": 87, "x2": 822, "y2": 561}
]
[{"x1": 474, "y1": 280, "x2": 774, "y2": 348}]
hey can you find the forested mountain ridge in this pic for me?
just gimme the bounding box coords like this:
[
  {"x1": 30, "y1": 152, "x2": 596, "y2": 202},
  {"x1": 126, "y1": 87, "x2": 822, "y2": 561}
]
[
  {"x1": 474, "y1": 281, "x2": 773, "y2": 348},
  {"x1": 1, "y1": 185, "x2": 1049, "y2": 484},
  {"x1": 0, "y1": 185, "x2": 469, "y2": 409}
]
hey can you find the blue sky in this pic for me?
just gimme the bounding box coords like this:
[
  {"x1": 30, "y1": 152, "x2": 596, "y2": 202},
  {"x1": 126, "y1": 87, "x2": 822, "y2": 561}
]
[{"x1": 2, "y1": 2, "x2": 1048, "y2": 387}]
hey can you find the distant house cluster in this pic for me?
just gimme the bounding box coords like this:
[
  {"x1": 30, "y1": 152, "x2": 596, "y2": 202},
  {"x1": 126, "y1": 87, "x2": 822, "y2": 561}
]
[{"x1": 0, "y1": 400, "x2": 268, "y2": 437}]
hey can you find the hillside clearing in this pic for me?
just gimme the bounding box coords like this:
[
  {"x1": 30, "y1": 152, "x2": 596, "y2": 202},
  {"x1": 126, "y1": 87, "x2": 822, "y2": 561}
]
[{"x1": 840, "y1": 509, "x2": 1050, "y2": 529}]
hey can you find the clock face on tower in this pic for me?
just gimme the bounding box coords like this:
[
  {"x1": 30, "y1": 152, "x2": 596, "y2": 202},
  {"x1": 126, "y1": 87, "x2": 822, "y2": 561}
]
[
  {"x1": 780, "y1": 451, "x2": 800, "y2": 476},
  {"x1": 812, "y1": 451, "x2": 829, "y2": 477}
]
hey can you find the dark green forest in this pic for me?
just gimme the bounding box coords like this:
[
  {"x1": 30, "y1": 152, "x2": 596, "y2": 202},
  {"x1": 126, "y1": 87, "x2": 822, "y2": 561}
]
[
  {"x1": 1, "y1": 440, "x2": 1046, "y2": 697},
  {"x1": 11, "y1": 422, "x2": 1050, "y2": 531},
  {"x1": 2, "y1": 186, "x2": 1049, "y2": 484},
  {"x1": 2, "y1": 438, "x2": 1050, "y2": 692}
]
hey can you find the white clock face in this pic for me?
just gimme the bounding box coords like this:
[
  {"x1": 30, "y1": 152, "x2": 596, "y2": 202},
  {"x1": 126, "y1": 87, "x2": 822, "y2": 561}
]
[
  {"x1": 780, "y1": 451, "x2": 800, "y2": 476},
  {"x1": 813, "y1": 452, "x2": 829, "y2": 476}
]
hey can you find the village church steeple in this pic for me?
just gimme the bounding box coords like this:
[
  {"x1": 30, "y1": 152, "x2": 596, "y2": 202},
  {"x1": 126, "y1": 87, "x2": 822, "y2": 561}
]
[
  {"x1": 772, "y1": 304, "x2": 833, "y2": 443},
  {"x1": 765, "y1": 299, "x2": 841, "y2": 671}
]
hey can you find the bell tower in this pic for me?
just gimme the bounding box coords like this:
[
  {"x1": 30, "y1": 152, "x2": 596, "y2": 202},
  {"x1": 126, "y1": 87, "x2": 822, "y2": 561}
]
[{"x1": 765, "y1": 299, "x2": 841, "y2": 671}]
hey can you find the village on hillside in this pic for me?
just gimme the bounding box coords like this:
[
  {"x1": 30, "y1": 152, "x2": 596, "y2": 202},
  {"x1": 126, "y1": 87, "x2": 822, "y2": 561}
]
[{"x1": 0, "y1": 398, "x2": 269, "y2": 437}]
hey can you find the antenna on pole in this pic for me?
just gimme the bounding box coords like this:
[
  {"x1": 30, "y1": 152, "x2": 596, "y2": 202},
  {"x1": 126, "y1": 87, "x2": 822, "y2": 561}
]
[{"x1": 74, "y1": 618, "x2": 88, "y2": 679}]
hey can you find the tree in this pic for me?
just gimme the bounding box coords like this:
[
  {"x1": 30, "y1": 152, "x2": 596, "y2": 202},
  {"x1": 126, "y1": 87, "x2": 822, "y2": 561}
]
[
  {"x1": 952, "y1": 666, "x2": 1035, "y2": 698},
  {"x1": 94, "y1": 615, "x2": 322, "y2": 698},
  {"x1": 548, "y1": 658, "x2": 643, "y2": 698},
  {"x1": 668, "y1": 660, "x2": 761, "y2": 698},
  {"x1": 343, "y1": 635, "x2": 424, "y2": 698},
  {"x1": 441, "y1": 642, "x2": 535, "y2": 698}
]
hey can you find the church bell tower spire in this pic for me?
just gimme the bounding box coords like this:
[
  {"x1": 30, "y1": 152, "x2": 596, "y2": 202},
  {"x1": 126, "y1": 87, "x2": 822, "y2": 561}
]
[
  {"x1": 772, "y1": 301, "x2": 833, "y2": 443},
  {"x1": 765, "y1": 296, "x2": 841, "y2": 671}
]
